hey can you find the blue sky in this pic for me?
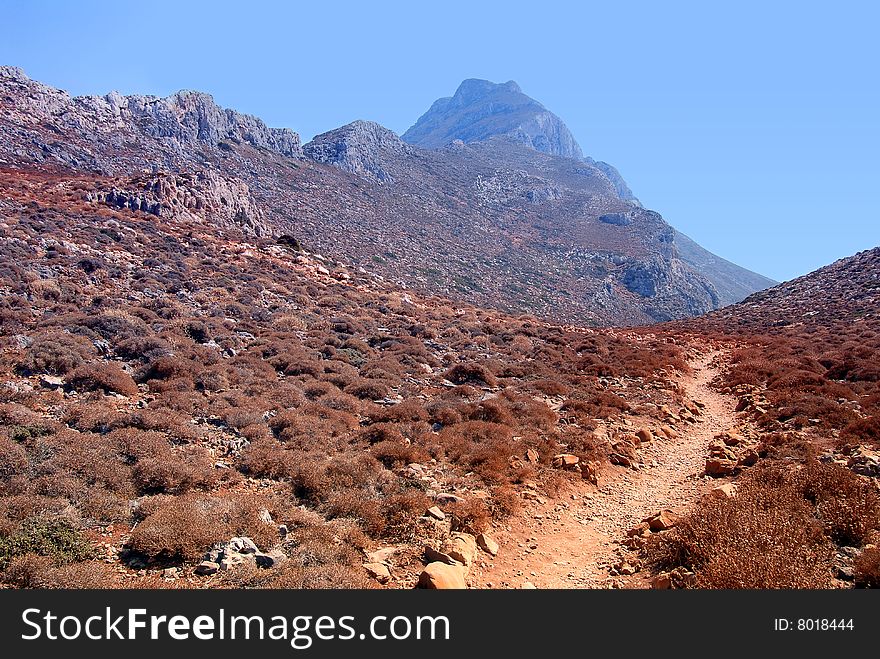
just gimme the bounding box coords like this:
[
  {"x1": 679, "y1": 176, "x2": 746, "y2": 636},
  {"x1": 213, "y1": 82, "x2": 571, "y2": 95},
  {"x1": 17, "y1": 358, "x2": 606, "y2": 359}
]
[{"x1": 2, "y1": 0, "x2": 877, "y2": 281}]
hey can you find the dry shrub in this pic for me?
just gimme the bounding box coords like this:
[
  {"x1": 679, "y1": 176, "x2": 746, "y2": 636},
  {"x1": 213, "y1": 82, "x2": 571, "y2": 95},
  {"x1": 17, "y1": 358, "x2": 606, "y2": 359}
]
[
  {"x1": 854, "y1": 548, "x2": 880, "y2": 588},
  {"x1": 795, "y1": 461, "x2": 880, "y2": 546},
  {"x1": 446, "y1": 499, "x2": 490, "y2": 534},
  {"x1": 69, "y1": 363, "x2": 138, "y2": 396},
  {"x1": 439, "y1": 421, "x2": 514, "y2": 484},
  {"x1": 127, "y1": 494, "x2": 278, "y2": 563},
  {"x1": 3, "y1": 555, "x2": 118, "y2": 589},
  {"x1": 17, "y1": 334, "x2": 93, "y2": 375},
  {"x1": 648, "y1": 465, "x2": 834, "y2": 588},
  {"x1": 131, "y1": 446, "x2": 218, "y2": 495},
  {"x1": 445, "y1": 363, "x2": 498, "y2": 387}
]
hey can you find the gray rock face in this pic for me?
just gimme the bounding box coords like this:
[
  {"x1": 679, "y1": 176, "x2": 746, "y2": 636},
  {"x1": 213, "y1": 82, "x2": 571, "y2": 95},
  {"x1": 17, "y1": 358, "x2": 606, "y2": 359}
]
[
  {"x1": 85, "y1": 171, "x2": 268, "y2": 236},
  {"x1": 402, "y1": 79, "x2": 583, "y2": 160},
  {"x1": 107, "y1": 90, "x2": 303, "y2": 157},
  {"x1": 304, "y1": 120, "x2": 412, "y2": 182},
  {"x1": 0, "y1": 65, "x2": 302, "y2": 171}
]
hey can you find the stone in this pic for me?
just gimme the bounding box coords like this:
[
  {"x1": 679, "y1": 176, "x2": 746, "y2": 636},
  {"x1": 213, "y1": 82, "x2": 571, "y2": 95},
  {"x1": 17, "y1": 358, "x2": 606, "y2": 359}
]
[
  {"x1": 195, "y1": 561, "x2": 219, "y2": 576},
  {"x1": 162, "y1": 567, "x2": 179, "y2": 579},
  {"x1": 525, "y1": 448, "x2": 539, "y2": 463},
  {"x1": 711, "y1": 483, "x2": 737, "y2": 499},
  {"x1": 417, "y1": 562, "x2": 467, "y2": 589},
  {"x1": 659, "y1": 425, "x2": 678, "y2": 439},
  {"x1": 230, "y1": 536, "x2": 259, "y2": 554},
  {"x1": 705, "y1": 458, "x2": 737, "y2": 477},
  {"x1": 426, "y1": 506, "x2": 446, "y2": 521},
  {"x1": 651, "y1": 573, "x2": 673, "y2": 589},
  {"x1": 254, "y1": 549, "x2": 286, "y2": 568},
  {"x1": 446, "y1": 533, "x2": 478, "y2": 568},
  {"x1": 39, "y1": 375, "x2": 65, "y2": 389},
  {"x1": 636, "y1": 428, "x2": 653, "y2": 443},
  {"x1": 476, "y1": 532, "x2": 499, "y2": 556},
  {"x1": 580, "y1": 461, "x2": 600, "y2": 484},
  {"x1": 434, "y1": 493, "x2": 465, "y2": 505},
  {"x1": 646, "y1": 510, "x2": 679, "y2": 531},
  {"x1": 627, "y1": 522, "x2": 652, "y2": 538},
  {"x1": 365, "y1": 547, "x2": 398, "y2": 565},
  {"x1": 520, "y1": 581, "x2": 537, "y2": 589},
  {"x1": 552, "y1": 453, "x2": 580, "y2": 469},
  {"x1": 363, "y1": 562, "x2": 391, "y2": 584},
  {"x1": 424, "y1": 546, "x2": 458, "y2": 565}
]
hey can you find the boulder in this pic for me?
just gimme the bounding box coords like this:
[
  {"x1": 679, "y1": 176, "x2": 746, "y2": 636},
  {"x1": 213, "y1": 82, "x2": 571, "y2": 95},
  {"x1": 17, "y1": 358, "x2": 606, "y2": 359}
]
[
  {"x1": 552, "y1": 453, "x2": 580, "y2": 469},
  {"x1": 711, "y1": 483, "x2": 737, "y2": 499},
  {"x1": 525, "y1": 448, "x2": 539, "y2": 463},
  {"x1": 659, "y1": 425, "x2": 678, "y2": 439},
  {"x1": 446, "y1": 533, "x2": 478, "y2": 567},
  {"x1": 646, "y1": 510, "x2": 679, "y2": 531},
  {"x1": 651, "y1": 573, "x2": 673, "y2": 590},
  {"x1": 636, "y1": 428, "x2": 653, "y2": 443},
  {"x1": 365, "y1": 547, "x2": 398, "y2": 565},
  {"x1": 426, "y1": 506, "x2": 446, "y2": 521},
  {"x1": 254, "y1": 549, "x2": 286, "y2": 568},
  {"x1": 705, "y1": 458, "x2": 737, "y2": 477},
  {"x1": 476, "y1": 532, "x2": 499, "y2": 556},
  {"x1": 417, "y1": 562, "x2": 467, "y2": 589},
  {"x1": 195, "y1": 561, "x2": 219, "y2": 576},
  {"x1": 424, "y1": 546, "x2": 458, "y2": 565},
  {"x1": 363, "y1": 562, "x2": 391, "y2": 584}
]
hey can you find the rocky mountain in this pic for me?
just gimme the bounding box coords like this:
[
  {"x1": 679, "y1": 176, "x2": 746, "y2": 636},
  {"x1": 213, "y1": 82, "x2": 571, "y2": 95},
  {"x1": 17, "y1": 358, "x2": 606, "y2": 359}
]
[
  {"x1": 400, "y1": 79, "x2": 776, "y2": 307},
  {"x1": 403, "y1": 79, "x2": 584, "y2": 159},
  {"x1": 0, "y1": 67, "x2": 771, "y2": 324},
  {"x1": 673, "y1": 231, "x2": 777, "y2": 307}
]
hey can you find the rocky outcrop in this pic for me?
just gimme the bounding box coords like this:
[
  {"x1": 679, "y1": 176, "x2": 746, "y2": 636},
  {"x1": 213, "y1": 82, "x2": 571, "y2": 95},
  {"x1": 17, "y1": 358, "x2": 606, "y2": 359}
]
[
  {"x1": 304, "y1": 120, "x2": 412, "y2": 183},
  {"x1": 402, "y1": 78, "x2": 583, "y2": 159},
  {"x1": 0, "y1": 66, "x2": 302, "y2": 174},
  {"x1": 100, "y1": 90, "x2": 302, "y2": 157},
  {"x1": 86, "y1": 171, "x2": 268, "y2": 236}
]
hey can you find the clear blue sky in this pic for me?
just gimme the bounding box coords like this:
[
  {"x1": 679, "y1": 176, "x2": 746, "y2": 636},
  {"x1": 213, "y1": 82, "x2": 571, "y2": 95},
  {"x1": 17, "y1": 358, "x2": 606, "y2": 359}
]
[{"x1": 2, "y1": 0, "x2": 878, "y2": 281}]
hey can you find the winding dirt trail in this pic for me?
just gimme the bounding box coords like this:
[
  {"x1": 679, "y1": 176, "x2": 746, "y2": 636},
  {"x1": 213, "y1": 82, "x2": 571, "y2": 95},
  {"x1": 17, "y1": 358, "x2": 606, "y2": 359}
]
[{"x1": 472, "y1": 348, "x2": 739, "y2": 589}]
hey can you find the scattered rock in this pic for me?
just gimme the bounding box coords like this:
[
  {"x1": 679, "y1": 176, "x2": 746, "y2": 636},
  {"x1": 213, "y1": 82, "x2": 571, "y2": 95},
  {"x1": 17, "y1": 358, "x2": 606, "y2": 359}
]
[
  {"x1": 476, "y1": 532, "x2": 499, "y2": 556},
  {"x1": 195, "y1": 561, "x2": 219, "y2": 576},
  {"x1": 254, "y1": 549, "x2": 286, "y2": 568},
  {"x1": 363, "y1": 562, "x2": 391, "y2": 584},
  {"x1": 705, "y1": 458, "x2": 737, "y2": 477},
  {"x1": 646, "y1": 510, "x2": 679, "y2": 531},
  {"x1": 525, "y1": 448, "x2": 539, "y2": 463},
  {"x1": 417, "y1": 562, "x2": 467, "y2": 589},
  {"x1": 651, "y1": 573, "x2": 672, "y2": 589},
  {"x1": 711, "y1": 483, "x2": 737, "y2": 499},
  {"x1": 446, "y1": 533, "x2": 478, "y2": 568},
  {"x1": 552, "y1": 453, "x2": 580, "y2": 469},
  {"x1": 426, "y1": 506, "x2": 446, "y2": 521},
  {"x1": 636, "y1": 428, "x2": 653, "y2": 443}
]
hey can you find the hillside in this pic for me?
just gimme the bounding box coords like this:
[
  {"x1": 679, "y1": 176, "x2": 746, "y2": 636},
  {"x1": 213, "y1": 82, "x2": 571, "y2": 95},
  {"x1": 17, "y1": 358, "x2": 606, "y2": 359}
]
[
  {"x1": 0, "y1": 166, "x2": 691, "y2": 588},
  {"x1": 0, "y1": 67, "x2": 771, "y2": 325}
]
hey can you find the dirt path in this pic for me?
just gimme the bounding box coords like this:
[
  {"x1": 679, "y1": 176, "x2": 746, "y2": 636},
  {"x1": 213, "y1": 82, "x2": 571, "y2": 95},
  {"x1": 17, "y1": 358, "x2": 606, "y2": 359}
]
[{"x1": 472, "y1": 348, "x2": 739, "y2": 589}]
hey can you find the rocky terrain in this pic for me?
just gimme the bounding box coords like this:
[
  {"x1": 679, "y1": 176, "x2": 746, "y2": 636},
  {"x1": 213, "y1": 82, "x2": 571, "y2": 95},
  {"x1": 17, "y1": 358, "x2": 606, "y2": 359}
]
[
  {"x1": 0, "y1": 67, "x2": 772, "y2": 325},
  {"x1": 1, "y1": 66, "x2": 875, "y2": 591}
]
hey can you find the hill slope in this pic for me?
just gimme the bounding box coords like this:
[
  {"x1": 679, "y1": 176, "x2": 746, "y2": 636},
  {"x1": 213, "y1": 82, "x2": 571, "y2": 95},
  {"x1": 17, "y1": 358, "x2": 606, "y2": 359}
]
[{"x1": 0, "y1": 67, "x2": 770, "y2": 324}]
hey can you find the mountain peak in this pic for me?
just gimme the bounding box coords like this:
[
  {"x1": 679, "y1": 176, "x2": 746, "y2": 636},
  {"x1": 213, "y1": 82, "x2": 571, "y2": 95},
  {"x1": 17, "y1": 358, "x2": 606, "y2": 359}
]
[
  {"x1": 304, "y1": 120, "x2": 411, "y2": 183},
  {"x1": 402, "y1": 78, "x2": 583, "y2": 159}
]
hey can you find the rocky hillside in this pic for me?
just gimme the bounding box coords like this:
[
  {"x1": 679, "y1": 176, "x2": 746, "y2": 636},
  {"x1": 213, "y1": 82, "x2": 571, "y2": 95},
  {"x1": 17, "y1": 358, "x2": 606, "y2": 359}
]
[
  {"x1": 0, "y1": 67, "x2": 770, "y2": 324},
  {"x1": 702, "y1": 246, "x2": 880, "y2": 330}
]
